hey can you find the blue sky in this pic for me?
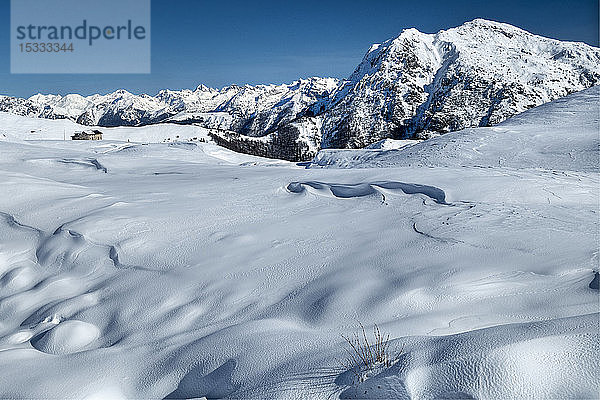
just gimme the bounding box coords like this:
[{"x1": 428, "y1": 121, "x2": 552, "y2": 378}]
[{"x1": 1, "y1": 0, "x2": 598, "y2": 97}]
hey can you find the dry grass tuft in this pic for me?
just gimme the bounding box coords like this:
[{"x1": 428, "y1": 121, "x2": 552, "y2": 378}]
[{"x1": 336, "y1": 322, "x2": 399, "y2": 382}]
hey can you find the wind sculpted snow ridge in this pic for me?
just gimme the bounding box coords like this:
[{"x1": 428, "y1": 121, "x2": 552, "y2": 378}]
[{"x1": 1, "y1": 19, "x2": 599, "y2": 160}]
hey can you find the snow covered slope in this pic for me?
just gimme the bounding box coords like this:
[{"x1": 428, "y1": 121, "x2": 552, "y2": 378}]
[
  {"x1": 312, "y1": 85, "x2": 600, "y2": 172},
  {"x1": 0, "y1": 111, "x2": 215, "y2": 145},
  {"x1": 1, "y1": 19, "x2": 598, "y2": 160},
  {"x1": 0, "y1": 78, "x2": 597, "y2": 398}
]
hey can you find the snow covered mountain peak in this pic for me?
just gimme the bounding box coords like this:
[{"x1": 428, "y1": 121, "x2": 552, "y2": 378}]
[
  {"x1": 194, "y1": 84, "x2": 215, "y2": 92},
  {"x1": 0, "y1": 19, "x2": 598, "y2": 160},
  {"x1": 319, "y1": 19, "x2": 600, "y2": 149},
  {"x1": 459, "y1": 17, "x2": 525, "y2": 30}
]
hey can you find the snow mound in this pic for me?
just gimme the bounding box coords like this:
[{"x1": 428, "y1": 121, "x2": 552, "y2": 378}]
[
  {"x1": 339, "y1": 313, "x2": 599, "y2": 399},
  {"x1": 365, "y1": 139, "x2": 422, "y2": 150},
  {"x1": 166, "y1": 359, "x2": 239, "y2": 399},
  {"x1": 32, "y1": 320, "x2": 101, "y2": 355}
]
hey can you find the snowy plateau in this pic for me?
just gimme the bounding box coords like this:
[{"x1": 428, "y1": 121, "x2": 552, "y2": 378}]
[{"x1": 0, "y1": 19, "x2": 599, "y2": 400}]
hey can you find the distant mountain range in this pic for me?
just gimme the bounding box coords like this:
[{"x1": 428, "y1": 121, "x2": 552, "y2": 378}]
[{"x1": 2, "y1": 19, "x2": 599, "y2": 160}]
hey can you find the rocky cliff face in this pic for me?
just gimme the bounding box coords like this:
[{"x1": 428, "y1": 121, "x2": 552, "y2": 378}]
[
  {"x1": 319, "y1": 19, "x2": 600, "y2": 148},
  {"x1": 1, "y1": 19, "x2": 599, "y2": 161}
]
